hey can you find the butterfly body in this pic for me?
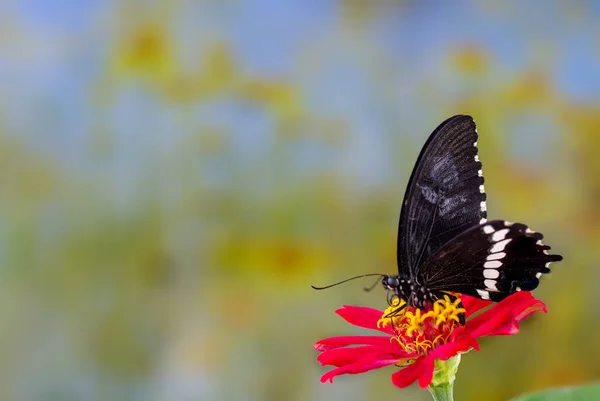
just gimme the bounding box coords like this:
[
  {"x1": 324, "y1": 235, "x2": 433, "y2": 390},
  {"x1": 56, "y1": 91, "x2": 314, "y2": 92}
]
[
  {"x1": 382, "y1": 274, "x2": 438, "y2": 309},
  {"x1": 385, "y1": 115, "x2": 562, "y2": 317}
]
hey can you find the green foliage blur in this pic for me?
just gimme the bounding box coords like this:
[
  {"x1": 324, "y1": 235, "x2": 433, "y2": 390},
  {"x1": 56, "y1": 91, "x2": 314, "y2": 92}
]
[
  {"x1": 1, "y1": 2, "x2": 599, "y2": 401},
  {"x1": 510, "y1": 383, "x2": 600, "y2": 401}
]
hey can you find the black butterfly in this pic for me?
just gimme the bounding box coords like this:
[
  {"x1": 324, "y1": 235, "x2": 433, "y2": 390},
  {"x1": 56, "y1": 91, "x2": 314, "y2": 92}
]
[{"x1": 380, "y1": 115, "x2": 562, "y2": 319}]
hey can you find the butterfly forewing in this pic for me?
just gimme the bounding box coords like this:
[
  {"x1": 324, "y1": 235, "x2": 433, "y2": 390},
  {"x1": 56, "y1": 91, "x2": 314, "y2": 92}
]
[
  {"x1": 397, "y1": 115, "x2": 487, "y2": 278},
  {"x1": 419, "y1": 220, "x2": 563, "y2": 301}
]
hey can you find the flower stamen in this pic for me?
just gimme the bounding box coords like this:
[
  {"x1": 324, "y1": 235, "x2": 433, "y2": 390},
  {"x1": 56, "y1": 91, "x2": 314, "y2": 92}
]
[{"x1": 378, "y1": 295, "x2": 466, "y2": 355}]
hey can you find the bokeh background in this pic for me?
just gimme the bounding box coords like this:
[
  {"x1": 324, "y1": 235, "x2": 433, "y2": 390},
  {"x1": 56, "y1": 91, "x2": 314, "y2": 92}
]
[{"x1": 1, "y1": 1, "x2": 599, "y2": 400}]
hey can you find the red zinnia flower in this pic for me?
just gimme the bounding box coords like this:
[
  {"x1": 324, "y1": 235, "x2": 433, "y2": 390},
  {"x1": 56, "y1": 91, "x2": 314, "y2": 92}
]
[{"x1": 314, "y1": 291, "x2": 546, "y2": 389}]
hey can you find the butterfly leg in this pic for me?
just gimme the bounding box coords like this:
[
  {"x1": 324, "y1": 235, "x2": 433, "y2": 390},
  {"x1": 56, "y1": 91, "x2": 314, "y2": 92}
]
[
  {"x1": 383, "y1": 302, "x2": 407, "y2": 329},
  {"x1": 386, "y1": 289, "x2": 400, "y2": 306},
  {"x1": 385, "y1": 302, "x2": 407, "y2": 318},
  {"x1": 386, "y1": 290, "x2": 409, "y2": 314},
  {"x1": 457, "y1": 301, "x2": 466, "y2": 325}
]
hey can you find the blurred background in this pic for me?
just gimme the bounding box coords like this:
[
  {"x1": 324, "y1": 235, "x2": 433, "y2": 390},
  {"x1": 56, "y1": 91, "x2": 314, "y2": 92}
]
[{"x1": 1, "y1": 1, "x2": 599, "y2": 400}]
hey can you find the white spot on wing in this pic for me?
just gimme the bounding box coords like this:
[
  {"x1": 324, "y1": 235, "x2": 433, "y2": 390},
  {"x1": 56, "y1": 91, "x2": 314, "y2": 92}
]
[
  {"x1": 478, "y1": 169, "x2": 483, "y2": 177},
  {"x1": 474, "y1": 155, "x2": 480, "y2": 162},
  {"x1": 480, "y1": 201, "x2": 487, "y2": 212},
  {"x1": 479, "y1": 218, "x2": 488, "y2": 224},
  {"x1": 484, "y1": 260, "x2": 502, "y2": 269},
  {"x1": 484, "y1": 269, "x2": 499, "y2": 279},
  {"x1": 479, "y1": 184, "x2": 485, "y2": 193},
  {"x1": 536, "y1": 272, "x2": 543, "y2": 278},
  {"x1": 476, "y1": 289, "x2": 490, "y2": 300},
  {"x1": 482, "y1": 225, "x2": 495, "y2": 234},
  {"x1": 490, "y1": 239, "x2": 511, "y2": 253},
  {"x1": 487, "y1": 252, "x2": 506, "y2": 261},
  {"x1": 473, "y1": 141, "x2": 478, "y2": 147},
  {"x1": 484, "y1": 279, "x2": 498, "y2": 290},
  {"x1": 504, "y1": 221, "x2": 514, "y2": 226},
  {"x1": 491, "y1": 228, "x2": 510, "y2": 242}
]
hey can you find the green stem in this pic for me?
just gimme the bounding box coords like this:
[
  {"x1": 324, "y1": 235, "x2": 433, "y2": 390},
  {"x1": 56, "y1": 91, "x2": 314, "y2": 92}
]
[
  {"x1": 428, "y1": 383, "x2": 454, "y2": 401},
  {"x1": 426, "y1": 354, "x2": 461, "y2": 401}
]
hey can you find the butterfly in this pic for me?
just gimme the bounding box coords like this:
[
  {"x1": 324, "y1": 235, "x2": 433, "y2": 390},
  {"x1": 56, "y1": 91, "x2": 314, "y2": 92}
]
[{"x1": 381, "y1": 115, "x2": 563, "y2": 320}]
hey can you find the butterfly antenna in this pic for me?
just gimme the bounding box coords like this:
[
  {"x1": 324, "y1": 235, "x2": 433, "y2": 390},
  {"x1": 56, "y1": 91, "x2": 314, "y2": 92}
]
[
  {"x1": 363, "y1": 276, "x2": 382, "y2": 292},
  {"x1": 311, "y1": 273, "x2": 385, "y2": 290}
]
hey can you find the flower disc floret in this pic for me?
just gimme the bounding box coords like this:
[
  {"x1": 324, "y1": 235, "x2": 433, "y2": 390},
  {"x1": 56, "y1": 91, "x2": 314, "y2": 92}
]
[{"x1": 377, "y1": 295, "x2": 466, "y2": 355}]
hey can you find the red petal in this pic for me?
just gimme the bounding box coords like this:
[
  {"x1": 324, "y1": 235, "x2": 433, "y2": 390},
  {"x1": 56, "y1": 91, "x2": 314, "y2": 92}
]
[
  {"x1": 314, "y1": 335, "x2": 394, "y2": 352},
  {"x1": 430, "y1": 328, "x2": 479, "y2": 360},
  {"x1": 462, "y1": 295, "x2": 493, "y2": 318},
  {"x1": 318, "y1": 343, "x2": 415, "y2": 367},
  {"x1": 320, "y1": 355, "x2": 403, "y2": 383},
  {"x1": 467, "y1": 291, "x2": 547, "y2": 338},
  {"x1": 318, "y1": 345, "x2": 376, "y2": 367},
  {"x1": 335, "y1": 305, "x2": 394, "y2": 334},
  {"x1": 391, "y1": 357, "x2": 435, "y2": 389}
]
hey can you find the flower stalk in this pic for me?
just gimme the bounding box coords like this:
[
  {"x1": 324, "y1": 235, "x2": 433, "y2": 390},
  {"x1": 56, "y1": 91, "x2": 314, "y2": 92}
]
[
  {"x1": 428, "y1": 384, "x2": 453, "y2": 401},
  {"x1": 427, "y1": 354, "x2": 461, "y2": 401}
]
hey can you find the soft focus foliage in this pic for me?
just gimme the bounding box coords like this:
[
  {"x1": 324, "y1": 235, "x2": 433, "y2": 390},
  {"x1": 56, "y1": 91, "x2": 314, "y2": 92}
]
[
  {"x1": 0, "y1": 1, "x2": 598, "y2": 401},
  {"x1": 510, "y1": 383, "x2": 600, "y2": 401}
]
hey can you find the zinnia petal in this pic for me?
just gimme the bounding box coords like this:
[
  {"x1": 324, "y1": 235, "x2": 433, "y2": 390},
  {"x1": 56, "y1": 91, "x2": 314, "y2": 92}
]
[
  {"x1": 430, "y1": 328, "x2": 479, "y2": 360},
  {"x1": 317, "y1": 344, "x2": 413, "y2": 367},
  {"x1": 314, "y1": 335, "x2": 395, "y2": 352},
  {"x1": 467, "y1": 291, "x2": 547, "y2": 338},
  {"x1": 391, "y1": 356, "x2": 435, "y2": 389},
  {"x1": 335, "y1": 305, "x2": 395, "y2": 334},
  {"x1": 320, "y1": 355, "x2": 403, "y2": 383},
  {"x1": 461, "y1": 295, "x2": 492, "y2": 318}
]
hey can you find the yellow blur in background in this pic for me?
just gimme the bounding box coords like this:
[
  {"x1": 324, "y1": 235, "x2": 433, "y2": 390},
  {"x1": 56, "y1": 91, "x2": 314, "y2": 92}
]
[{"x1": 0, "y1": 1, "x2": 598, "y2": 400}]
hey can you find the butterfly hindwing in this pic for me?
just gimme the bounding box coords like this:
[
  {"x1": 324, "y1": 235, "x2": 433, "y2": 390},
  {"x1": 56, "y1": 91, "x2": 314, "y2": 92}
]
[
  {"x1": 418, "y1": 220, "x2": 563, "y2": 301},
  {"x1": 397, "y1": 115, "x2": 487, "y2": 278}
]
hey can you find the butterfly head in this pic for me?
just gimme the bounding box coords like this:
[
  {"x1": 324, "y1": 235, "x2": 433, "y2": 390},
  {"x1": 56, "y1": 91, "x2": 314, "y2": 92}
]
[
  {"x1": 381, "y1": 275, "x2": 410, "y2": 306},
  {"x1": 381, "y1": 275, "x2": 399, "y2": 290}
]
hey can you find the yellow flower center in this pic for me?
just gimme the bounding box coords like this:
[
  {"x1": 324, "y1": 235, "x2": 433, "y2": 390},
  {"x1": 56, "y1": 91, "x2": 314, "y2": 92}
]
[{"x1": 377, "y1": 295, "x2": 466, "y2": 355}]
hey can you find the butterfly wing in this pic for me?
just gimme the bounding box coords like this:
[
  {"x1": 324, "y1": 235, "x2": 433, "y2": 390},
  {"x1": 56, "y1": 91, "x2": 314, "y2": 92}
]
[
  {"x1": 418, "y1": 220, "x2": 563, "y2": 301},
  {"x1": 397, "y1": 115, "x2": 487, "y2": 278}
]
